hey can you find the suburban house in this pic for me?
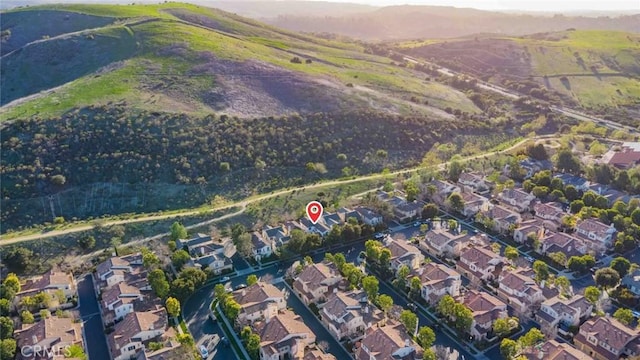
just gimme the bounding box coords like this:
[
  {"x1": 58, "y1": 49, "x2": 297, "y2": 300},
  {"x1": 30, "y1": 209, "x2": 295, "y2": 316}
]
[
  {"x1": 457, "y1": 172, "x2": 492, "y2": 194},
  {"x1": 606, "y1": 147, "x2": 640, "y2": 170},
  {"x1": 422, "y1": 227, "x2": 470, "y2": 258},
  {"x1": 321, "y1": 290, "x2": 384, "y2": 341},
  {"x1": 17, "y1": 269, "x2": 77, "y2": 300},
  {"x1": 539, "y1": 232, "x2": 588, "y2": 259},
  {"x1": 416, "y1": 262, "x2": 462, "y2": 305},
  {"x1": 384, "y1": 237, "x2": 425, "y2": 273},
  {"x1": 232, "y1": 281, "x2": 286, "y2": 325},
  {"x1": 353, "y1": 206, "x2": 384, "y2": 226},
  {"x1": 622, "y1": 269, "x2": 640, "y2": 296},
  {"x1": 251, "y1": 232, "x2": 274, "y2": 261},
  {"x1": 460, "y1": 191, "x2": 491, "y2": 218},
  {"x1": 555, "y1": 174, "x2": 590, "y2": 192},
  {"x1": 429, "y1": 180, "x2": 461, "y2": 207},
  {"x1": 533, "y1": 203, "x2": 566, "y2": 230},
  {"x1": 303, "y1": 349, "x2": 337, "y2": 360},
  {"x1": 462, "y1": 290, "x2": 508, "y2": 341},
  {"x1": 513, "y1": 219, "x2": 546, "y2": 244},
  {"x1": 479, "y1": 205, "x2": 522, "y2": 234},
  {"x1": 300, "y1": 217, "x2": 332, "y2": 237},
  {"x1": 354, "y1": 320, "x2": 424, "y2": 360},
  {"x1": 522, "y1": 340, "x2": 595, "y2": 360},
  {"x1": 255, "y1": 310, "x2": 316, "y2": 360},
  {"x1": 496, "y1": 268, "x2": 544, "y2": 316},
  {"x1": 102, "y1": 282, "x2": 144, "y2": 325},
  {"x1": 391, "y1": 199, "x2": 422, "y2": 223},
  {"x1": 107, "y1": 309, "x2": 170, "y2": 360},
  {"x1": 498, "y1": 188, "x2": 537, "y2": 213},
  {"x1": 293, "y1": 263, "x2": 342, "y2": 305},
  {"x1": 519, "y1": 158, "x2": 553, "y2": 179},
  {"x1": 95, "y1": 254, "x2": 143, "y2": 283},
  {"x1": 177, "y1": 233, "x2": 233, "y2": 274},
  {"x1": 133, "y1": 335, "x2": 183, "y2": 360},
  {"x1": 574, "y1": 219, "x2": 617, "y2": 254},
  {"x1": 15, "y1": 316, "x2": 84, "y2": 360},
  {"x1": 456, "y1": 245, "x2": 505, "y2": 283},
  {"x1": 537, "y1": 295, "x2": 593, "y2": 336},
  {"x1": 574, "y1": 316, "x2": 640, "y2": 360}
]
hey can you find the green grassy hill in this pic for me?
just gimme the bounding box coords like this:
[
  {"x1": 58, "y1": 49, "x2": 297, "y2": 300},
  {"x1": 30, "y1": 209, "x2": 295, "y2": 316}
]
[
  {"x1": 399, "y1": 30, "x2": 640, "y2": 112},
  {"x1": 0, "y1": 3, "x2": 479, "y2": 118}
]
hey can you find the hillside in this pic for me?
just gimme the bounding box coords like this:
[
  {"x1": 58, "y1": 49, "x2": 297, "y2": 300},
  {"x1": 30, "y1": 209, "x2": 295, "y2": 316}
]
[
  {"x1": 398, "y1": 30, "x2": 640, "y2": 125},
  {"x1": 264, "y1": 5, "x2": 640, "y2": 41},
  {"x1": 0, "y1": 3, "x2": 480, "y2": 118},
  {"x1": 0, "y1": 3, "x2": 544, "y2": 232}
]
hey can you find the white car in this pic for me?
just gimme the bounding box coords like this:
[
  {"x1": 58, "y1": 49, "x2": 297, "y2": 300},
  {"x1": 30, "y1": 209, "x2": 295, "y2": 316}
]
[
  {"x1": 219, "y1": 276, "x2": 230, "y2": 283},
  {"x1": 374, "y1": 232, "x2": 384, "y2": 239},
  {"x1": 199, "y1": 345, "x2": 209, "y2": 359}
]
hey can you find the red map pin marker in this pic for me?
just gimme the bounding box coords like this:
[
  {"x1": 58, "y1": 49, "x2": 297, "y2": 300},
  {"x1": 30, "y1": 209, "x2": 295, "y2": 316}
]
[{"x1": 306, "y1": 201, "x2": 324, "y2": 224}]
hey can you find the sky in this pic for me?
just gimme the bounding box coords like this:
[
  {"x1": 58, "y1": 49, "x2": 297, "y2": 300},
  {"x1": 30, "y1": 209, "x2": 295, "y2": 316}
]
[{"x1": 322, "y1": 0, "x2": 640, "y2": 11}]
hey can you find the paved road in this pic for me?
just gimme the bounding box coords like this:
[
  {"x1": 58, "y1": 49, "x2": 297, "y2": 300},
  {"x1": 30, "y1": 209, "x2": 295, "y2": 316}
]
[{"x1": 77, "y1": 275, "x2": 110, "y2": 360}]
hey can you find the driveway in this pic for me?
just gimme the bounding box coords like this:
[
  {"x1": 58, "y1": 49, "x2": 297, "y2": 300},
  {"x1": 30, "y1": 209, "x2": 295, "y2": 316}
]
[{"x1": 77, "y1": 275, "x2": 110, "y2": 360}]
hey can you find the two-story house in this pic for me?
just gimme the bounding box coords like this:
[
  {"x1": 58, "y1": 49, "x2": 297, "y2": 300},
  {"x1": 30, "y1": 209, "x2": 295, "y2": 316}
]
[
  {"x1": 107, "y1": 309, "x2": 169, "y2": 360},
  {"x1": 574, "y1": 316, "x2": 640, "y2": 360},
  {"x1": 293, "y1": 263, "x2": 342, "y2": 305},
  {"x1": 456, "y1": 245, "x2": 505, "y2": 283},
  {"x1": 354, "y1": 207, "x2": 384, "y2": 226},
  {"x1": 354, "y1": 320, "x2": 424, "y2": 360},
  {"x1": 185, "y1": 238, "x2": 233, "y2": 274},
  {"x1": 537, "y1": 295, "x2": 593, "y2": 336},
  {"x1": 480, "y1": 205, "x2": 522, "y2": 234},
  {"x1": 555, "y1": 174, "x2": 590, "y2": 192},
  {"x1": 95, "y1": 254, "x2": 143, "y2": 285},
  {"x1": 321, "y1": 290, "x2": 383, "y2": 341},
  {"x1": 575, "y1": 219, "x2": 617, "y2": 256},
  {"x1": 15, "y1": 315, "x2": 85, "y2": 360},
  {"x1": 498, "y1": 188, "x2": 537, "y2": 213},
  {"x1": 497, "y1": 268, "x2": 544, "y2": 316},
  {"x1": 416, "y1": 263, "x2": 462, "y2": 305},
  {"x1": 385, "y1": 237, "x2": 425, "y2": 273},
  {"x1": 256, "y1": 310, "x2": 316, "y2": 360},
  {"x1": 233, "y1": 281, "x2": 286, "y2": 325},
  {"x1": 463, "y1": 290, "x2": 508, "y2": 341},
  {"x1": 251, "y1": 232, "x2": 274, "y2": 261},
  {"x1": 422, "y1": 227, "x2": 470, "y2": 259},
  {"x1": 513, "y1": 219, "x2": 546, "y2": 244},
  {"x1": 460, "y1": 191, "x2": 491, "y2": 218},
  {"x1": 539, "y1": 231, "x2": 588, "y2": 260},
  {"x1": 458, "y1": 172, "x2": 492, "y2": 195},
  {"x1": 533, "y1": 203, "x2": 566, "y2": 231},
  {"x1": 430, "y1": 180, "x2": 461, "y2": 207},
  {"x1": 523, "y1": 339, "x2": 595, "y2": 360},
  {"x1": 17, "y1": 269, "x2": 77, "y2": 302},
  {"x1": 102, "y1": 282, "x2": 144, "y2": 325},
  {"x1": 622, "y1": 269, "x2": 640, "y2": 296}
]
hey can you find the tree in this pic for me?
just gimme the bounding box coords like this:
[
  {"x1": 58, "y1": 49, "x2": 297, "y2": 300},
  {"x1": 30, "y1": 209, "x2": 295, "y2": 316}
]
[
  {"x1": 214, "y1": 284, "x2": 227, "y2": 303},
  {"x1": 149, "y1": 269, "x2": 170, "y2": 299},
  {"x1": 0, "y1": 317, "x2": 13, "y2": 340},
  {"x1": 410, "y1": 276, "x2": 422, "y2": 297},
  {"x1": 447, "y1": 192, "x2": 464, "y2": 213},
  {"x1": 613, "y1": 308, "x2": 634, "y2": 325},
  {"x1": 65, "y1": 344, "x2": 87, "y2": 360},
  {"x1": 504, "y1": 246, "x2": 519, "y2": 261},
  {"x1": 493, "y1": 317, "x2": 517, "y2": 338},
  {"x1": 594, "y1": 268, "x2": 620, "y2": 290},
  {"x1": 422, "y1": 204, "x2": 439, "y2": 219},
  {"x1": 491, "y1": 242, "x2": 501, "y2": 254},
  {"x1": 246, "y1": 274, "x2": 258, "y2": 286},
  {"x1": 500, "y1": 338, "x2": 518, "y2": 360},
  {"x1": 611, "y1": 257, "x2": 631, "y2": 278},
  {"x1": 416, "y1": 326, "x2": 436, "y2": 349},
  {"x1": 448, "y1": 158, "x2": 463, "y2": 182},
  {"x1": 379, "y1": 248, "x2": 392, "y2": 269},
  {"x1": 584, "y1": 286, "x2": 601, "y2": 305},
  {"x1": 362, "y1": 276, "x2": 379, "y2": 301},
  {"x1": 0, "y1": 300, "x2": 9, "y2": 316},
  {"x1": 554, "y1": 276, "x2": 572, "y2": 297},
  {"x1": 548, "y1": 252, "x2": 567, "y2": 267},
  {"x1": 399, "y1": 310, "x2": 418, "y2": 335},
  {"x1": 527, "y1": 143, "x2": 548, "y2": 161},
  {"x1": 171, "y1": 278, "x2": 195, "y2": 301},
  {"x1": 555, "y1": 148, "x2": 581, "y2": 174},
  {"x1": 376, "y1": 294, "x2": 393, "y2": 315},
  {"x1": 246, "y1": 333, "x2": 261, "y2": 360},
  {"x1": 0, "y1": 339, "x2": 16, "y2": 360},
  {"x1": 177, "y1": 334, "x2": 194, "y2": 346},
  {"x1": 40, "y1": 309, "x2": 50, "y2": 318},
  {"x1": 171, "y1": 250, "x2": 191, "y2": 270},
  {"x1": 78, "y1": 235, "x2": 96, "y2": 250},
  {"x1": 564, "y1": 185, "x2": 580, "y2": 202},
  {"x1": 570, "y1": 200, "x2": 584, "y2": 214},
  {"x1": 437, "y1": 295, "x2": 456, "y2": 317},
  {"x1": 170, "y1": 222, "x2": 188, "y2": 241},
  {"x1": 452, "y1": 303, "x2": 473, "y2": 332},
  {"x1": 404, "y1": 181, "x2": 420, "y2": 202},
  {"x1": 142, "y1": 250, "x2": 160, "y2": 269},
  {"x1": 518, "y1": 328, "x2": 545, "y2": 348},
  {"x1": 2, "y1": 274, "x2": 20, "y2": 296},
  {"x1": 397, "y1": 265, "x2": 410, "y2": 289},
  {"x1": 533, "y1": 260, "x2": 549, "y2": 282},
  {"x1": 236, "y1": 232, "x2": 253, "y2": 257},
  {"x1": 21, "y1": 310, "x2": 34, "y2": 324},
  {"x1": 632, "y1": 208, "x2": 640, "y2": 226},
  {"x1": 3, "y1": 247, "x2": 33, "y2": 273},
  {"x1": 223, "y1": 298, "x2": 241, "y2": 322},
  {"x1": 165, "y1": 297, "x2": 181, "y2": 318}
]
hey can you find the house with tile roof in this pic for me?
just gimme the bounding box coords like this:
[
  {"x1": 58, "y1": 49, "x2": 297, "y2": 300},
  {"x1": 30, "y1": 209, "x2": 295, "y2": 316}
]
[
  {"x1": 96, "y1": 254, "x2": 143, "y2": 282},
  {"x1": 574, "y1": 316, "x2": 640, "y2": 360},
  {"x1": 416, "y1": 262, "x2": 462, "y2": 305},
  {"x1": 255, "y1": 310, "x2": 316, "y2": 360},
  {"x1": 522, "y1": 339, "x2": 594, "y2": 360},
  {"x1": 354, "y1": 206, "x2": 384, "y2": 226},
  {"x1": 429, "y1": 180, "x2": 461, "y2": 207},
  {"x1": 479, "y1": 205, "x2": 522, "y2": 234},
  {"x1": 498, "y1": 188, "x2": 537, "y2": 212},
  {"x1": 533, "y1": 202, "x2": 566, "y2": 230},
  {"x1": 460, "y1": 191, "x2": 491, "y2": 218},
  {"x1": 536, "y1": 295, "x2": 592, "y2": 336},
  {"x1": 133, "y1": 332, "x2": 182, "y2": 360},
  {"x1": 303, "y1": 349, "x2": 337, "y2": 360},
  {"x1": 107, "y1": 309, "x2": 169, "y2": 360},
  {"x1": 513, "y1": 219, "x2": 546, "y2": 244},
  {"x1": 292, "y1": 263, "x2": 342, "y2": 305},
  {"x1": 18, "y1": 269, "x2": 77, "y2": 300},
  {"x1": 458, "y1": 172, "x2": 492, "y2": 195},
  {"x1": 575, "y1": 219, "x2": 617, "y2": 255},
  {"x1": 232, "y1": 281, "x2": 286, "y2": 325},
  {"x1": 456, "y1": 245, "x2": 505, "y2": 283},
  {"x1": 384, "y1": 237, "x2": 424, "y2": 273},
  {"x1": 422, "y1": 227, "x2": 471, "y2": 259},
  {"x1": 354, "y1": 320, "x2": 424, "y2": 360},
  {"x1": 321, "y1": 290, "x2": 383, "y2": 341},
  {"x1": 539, "y1": 231, "x2": 588, "y2": 260},
  {"x1": 178, "y1": 234, "x2": 233, "y2": 274},
  {"x1": 462, "y1": 290, "x2": 508, "y2": 341},
  {"x1": 555, "y1": 174, "x2": 590, "y2": 192},
  {"x1": 102, "y1": 282, "x2": 144, "y2": 325},
  {"x1": 621, "y1": 269, "x2": 640, "y2": 296},
  {"x1": 497, "y1": 268, "x2": 544, "y2": 316},
  {"x1": 15, "y1": 316, "x2": 84, "y2": 360}
]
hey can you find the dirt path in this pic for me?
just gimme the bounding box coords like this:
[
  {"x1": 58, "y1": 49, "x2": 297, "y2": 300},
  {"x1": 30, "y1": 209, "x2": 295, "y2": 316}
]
[{"x1": 1, "y1": 135, "x2": 543, "y2": 245}]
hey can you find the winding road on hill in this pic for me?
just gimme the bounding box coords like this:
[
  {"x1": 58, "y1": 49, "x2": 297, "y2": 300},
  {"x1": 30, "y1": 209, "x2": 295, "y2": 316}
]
[{"x1": 1, "y1": 135, "x2": 550, "y2": 245}]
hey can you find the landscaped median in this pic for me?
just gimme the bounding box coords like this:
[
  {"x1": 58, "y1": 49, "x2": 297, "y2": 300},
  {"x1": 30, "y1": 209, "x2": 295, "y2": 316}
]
[{"x1": 210, "y1": 299, "x2": 251, "y2": 360}]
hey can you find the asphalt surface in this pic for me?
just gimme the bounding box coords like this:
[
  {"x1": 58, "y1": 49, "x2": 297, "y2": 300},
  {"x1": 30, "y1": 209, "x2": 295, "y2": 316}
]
[{"x1": 77, "y1": 275, "x2": 110, "y2": 360}]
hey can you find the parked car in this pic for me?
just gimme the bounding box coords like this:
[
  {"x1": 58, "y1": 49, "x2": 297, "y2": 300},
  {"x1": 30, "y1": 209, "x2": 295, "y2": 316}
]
[
  {"x1": 414, "y1": 221, "x2": 421, "y2": 227},
  {"x1": 524, "y1": 256, "x2": 535, "y2": 263},
  {"x1": 199, "y1": 345, "x2": 209, "y2": 359},
  {"x1": 374, "y1": 232, "x2": 384, "y2": 239},
  {"x1": 219, "y1": 276, "x2": 230, "y2": 283},
  {"x1": 235, "y1": 283, "x2": 247, "y2": 290},
  {"x1": 407, "y1": 303, "x2": 417, "y2": 311}
]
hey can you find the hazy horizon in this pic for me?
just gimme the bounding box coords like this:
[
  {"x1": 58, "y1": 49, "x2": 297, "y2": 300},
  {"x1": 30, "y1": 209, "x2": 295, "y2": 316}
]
[{"x1": 318, "y1": 0, "x2": 639, "y2": 11}]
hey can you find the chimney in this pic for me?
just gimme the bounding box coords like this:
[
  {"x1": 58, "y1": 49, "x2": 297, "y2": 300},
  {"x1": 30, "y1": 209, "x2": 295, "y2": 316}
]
[{"x1": 241, "y1": 290, "x2": 246, "y2": 297}]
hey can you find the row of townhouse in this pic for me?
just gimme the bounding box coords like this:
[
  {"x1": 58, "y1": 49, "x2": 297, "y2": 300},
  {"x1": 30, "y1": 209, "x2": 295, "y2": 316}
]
[
  {"x1": 175, "y1": 233, "x2": 234, "y2": 274},
  {"x1": 94, "y1": 254, "x2": 183, "y2": 360},
  {"x1": 250, "y1": 206, "x2": 384, "y2": 261},
  {"x1": 290, "y1": 259, "x2": 425, "y2": 360}
]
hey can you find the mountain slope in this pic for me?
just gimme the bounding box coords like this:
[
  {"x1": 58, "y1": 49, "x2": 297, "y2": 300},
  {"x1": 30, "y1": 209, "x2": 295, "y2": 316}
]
[{"x1": 0, "y1": 3, "x2": 479, "y2": 118}]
